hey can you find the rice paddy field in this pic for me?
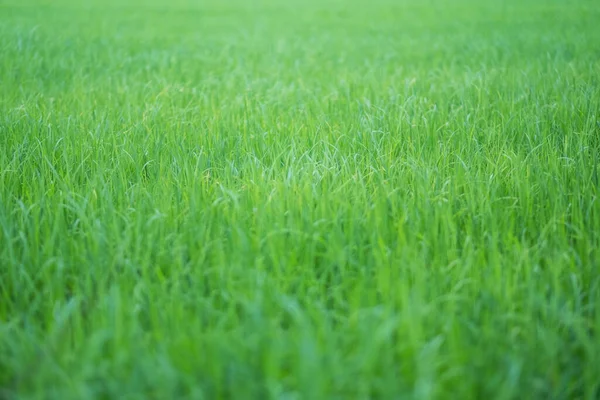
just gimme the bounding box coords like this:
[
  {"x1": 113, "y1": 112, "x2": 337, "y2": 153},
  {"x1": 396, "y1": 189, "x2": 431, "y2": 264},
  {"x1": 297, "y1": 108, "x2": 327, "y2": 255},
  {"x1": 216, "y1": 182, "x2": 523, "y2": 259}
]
[{"x1": 1, "y1": 0, "x2": 600, "y2": 398}]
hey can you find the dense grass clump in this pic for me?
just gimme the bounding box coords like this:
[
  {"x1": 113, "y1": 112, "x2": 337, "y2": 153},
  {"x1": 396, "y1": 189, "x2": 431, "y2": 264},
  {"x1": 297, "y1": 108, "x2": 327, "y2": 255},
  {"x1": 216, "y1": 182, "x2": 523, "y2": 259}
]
[{"x1": 1, "y1": 0, "x2": 599, "y2": 398}]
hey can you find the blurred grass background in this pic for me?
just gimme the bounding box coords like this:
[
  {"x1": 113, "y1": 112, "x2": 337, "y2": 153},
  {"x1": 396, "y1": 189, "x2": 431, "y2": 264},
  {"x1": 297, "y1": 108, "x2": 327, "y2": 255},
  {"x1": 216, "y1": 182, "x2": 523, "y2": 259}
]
[{"x1": 1, "y1": 0, "x2": 599, "y2": 398}]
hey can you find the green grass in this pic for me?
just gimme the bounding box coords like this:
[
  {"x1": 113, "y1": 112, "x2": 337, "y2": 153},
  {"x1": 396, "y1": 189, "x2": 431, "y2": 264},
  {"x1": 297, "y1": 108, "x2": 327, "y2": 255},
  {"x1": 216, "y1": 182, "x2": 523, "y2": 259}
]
[{"x1": 1, "y1": 0, "x2": 599, "y2": 398}]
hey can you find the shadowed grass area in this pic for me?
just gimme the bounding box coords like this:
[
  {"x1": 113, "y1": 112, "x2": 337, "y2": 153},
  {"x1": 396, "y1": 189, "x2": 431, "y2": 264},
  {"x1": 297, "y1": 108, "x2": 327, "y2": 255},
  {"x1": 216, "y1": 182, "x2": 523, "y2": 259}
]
[{"x1": 1, "y1": 0, "x2": 599, "y2": 398}]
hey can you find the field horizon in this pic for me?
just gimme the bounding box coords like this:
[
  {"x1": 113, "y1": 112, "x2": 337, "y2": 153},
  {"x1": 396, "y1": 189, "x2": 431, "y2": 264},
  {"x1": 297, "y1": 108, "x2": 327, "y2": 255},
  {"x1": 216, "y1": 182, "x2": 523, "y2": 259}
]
[{"x1": 1, "y1": 0, "x2": 599, "y2": 398}]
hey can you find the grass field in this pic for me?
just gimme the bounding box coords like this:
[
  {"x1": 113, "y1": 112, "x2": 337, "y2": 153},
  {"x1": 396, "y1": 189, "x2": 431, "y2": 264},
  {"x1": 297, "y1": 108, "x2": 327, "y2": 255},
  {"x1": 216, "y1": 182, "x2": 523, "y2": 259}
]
[{"x1": 1, "y1": 0, "x2": 600, "y2": 398}]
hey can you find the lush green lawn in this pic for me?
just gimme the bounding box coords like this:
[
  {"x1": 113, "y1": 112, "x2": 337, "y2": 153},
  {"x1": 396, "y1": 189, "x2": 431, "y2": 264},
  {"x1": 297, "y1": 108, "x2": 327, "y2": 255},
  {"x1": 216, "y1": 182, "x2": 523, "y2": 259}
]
[{"x1": 1, "y1": 0, "x2": 599, "y2": 398}]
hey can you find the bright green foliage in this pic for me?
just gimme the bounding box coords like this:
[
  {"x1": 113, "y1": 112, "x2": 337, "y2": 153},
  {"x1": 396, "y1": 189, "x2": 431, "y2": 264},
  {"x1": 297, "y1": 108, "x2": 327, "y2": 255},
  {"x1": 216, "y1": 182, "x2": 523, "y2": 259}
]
[{"x1": 1, "y1": 0, "x2": 599, "y2": 398}]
